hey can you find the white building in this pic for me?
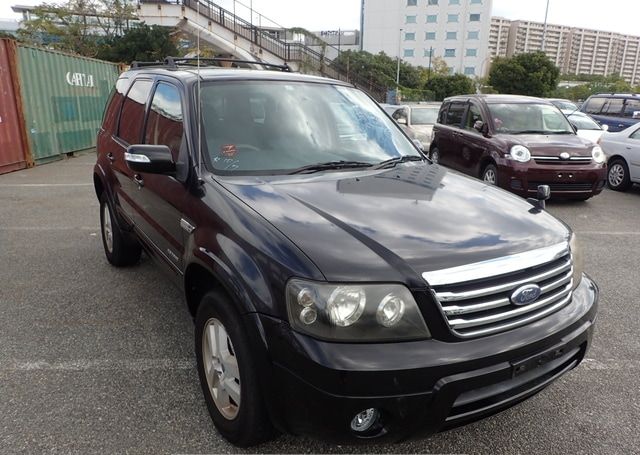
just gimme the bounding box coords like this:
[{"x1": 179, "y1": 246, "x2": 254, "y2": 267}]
[{"x1": 361, "y1": 0, "x2": 494, "y2": 77}]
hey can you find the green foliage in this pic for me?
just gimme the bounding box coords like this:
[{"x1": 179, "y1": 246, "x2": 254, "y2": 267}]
[
  {"x1": 96, "y1": 24, "x2": 178, "y2": 62},
  {"x1": 424, "y1": 74, "x2": 475, "y2": 101},
  {"x1": 489, "y1": 52, "x2": 560, "y2": 97},
  {"x1": 552, "y1": 74, "x2": 640, "y2": 101},
  {"x1": 333, "y1": 50, "x2": 422, "y2": 90}
]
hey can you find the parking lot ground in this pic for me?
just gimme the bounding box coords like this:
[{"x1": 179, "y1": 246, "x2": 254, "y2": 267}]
[{"x1": 1, "y1": 152, "x2": 639, "y2": 454}]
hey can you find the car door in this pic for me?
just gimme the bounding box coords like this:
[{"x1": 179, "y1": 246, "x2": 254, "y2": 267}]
[
  {"x1": 112, "y1": 78, "x2": 154, "y2": 226},
  {"x1": 599, "y1": 98, "x2": 626, "y2": 132},
  {"x1": 439, "y1": 101, "x2": 468, "y2": 171},
  {"x1": 625, "y1": 127, "x2": 640, "y2": 182},
  {"x1": 459, "y1": 101, "x2": 488, "y2": 177},
  {"x1": 135, "y1": 80, "x2": 190, "y2": 272}
]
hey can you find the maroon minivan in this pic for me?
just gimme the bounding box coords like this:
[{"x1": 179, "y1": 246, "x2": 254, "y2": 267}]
[{"x1": 430, "y1": 95, "x2": 607, "y2": 200}]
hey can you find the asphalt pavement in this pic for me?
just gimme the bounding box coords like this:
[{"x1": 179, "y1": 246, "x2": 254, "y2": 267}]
[{"x1": 1, "y1": 152, "x2": 639, "y2": 454}]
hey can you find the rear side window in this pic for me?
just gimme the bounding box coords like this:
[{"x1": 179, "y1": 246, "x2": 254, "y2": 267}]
[
  {"x1": 584, "y1": 97, "x2": 606, "y2": 115},
  {"x1": 437, "y1": 104, "x2": 449, "y2": 123},
  {"x1": 623, "y1": 99, "x2": 640, "y2": 118},
  {"x1": 144, "y1": 82, "x2": 184, "y2": 160},
  {"x1": 118, "y1": 79, "x2": 153, "y2": 144},
  {"x1": 101, "y1": 78, "x2": 129, "y2": 133},
  {"x1": 603, "y1": 98, "x2": 624, "y2": 115},
  {"x1": 445, "y1": 102, "x2": 466, "y2": 126}
]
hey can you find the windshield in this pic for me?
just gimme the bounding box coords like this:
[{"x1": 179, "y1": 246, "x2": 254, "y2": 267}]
[
  {"x1": 488, "y1": 103, "x2": 575, "y2": 134},
  {"x1": 198, "y1": 81, "x2": 419, "y2": 174},
  {"x1": 551, "y1": 100, "x2": 578, "y2": 111},
  {"x1": 567, "y1": 113, "x2": 601, "y2": 130},
  {"x1": 410, "y1": 107, "x2": 439, "y2": 125}
]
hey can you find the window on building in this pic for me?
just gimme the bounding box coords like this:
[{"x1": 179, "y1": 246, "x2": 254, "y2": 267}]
[
  {"x1": 470, "y1": 0, "x2": 482, "y2": 4},
  {"x1": 404, "y1": 49, "x2": 415, "y2": 57},
  {"x1": 406, "y1": 15, "x2": 417, "y2": 24},
  {"x1": 469, "y1": 13, "x2": 481, "y2": 22},
  {"x1": 448, "y1": 14, "x2": 459, "y2": 23},
  {"x1": 449, "y1": 0, "x2": 460, "y2": 4},
  {"x1": 118, "y1": 79, "x2": 153, "y2": 144},
  {"x1": 424, "y1": 48, "x2": 434, "y2": 57},
  {"x1": 428, "y1": 0, "x2": 439, "y2": 5},
  {"x1": 425, "y1": 31, "x2": 436, "y2": 40},
  {"x1": 466, "y1": 48, "x2": 477, "y2": 57},
  {"x1": 446, "y1": 31, "x2": 457, "y2": 40},
  {"x1": 405, "y1": 32, "x2": 416, "y2": 41},
  {"x1": 144, "y1": 83, "x2": 184, "y2": 161},
  {"x1": 468, "y1": 31, "x2": 479, "y2": 39},
  {"x1": 448, "y1": 67, "x2": 455, "y2": 75},
  {"x1": 464, "y1": 66, "x2": 476, "y2": 75},
  {"x1": 427, "y1": 14, "x2": 437, "y2": 23},
  {"x1": 444, "y1": 48, "x2": 456, "y2": 57},
  {"x1": 407, "y1": 0, "x2": 417, "y2": 5}
]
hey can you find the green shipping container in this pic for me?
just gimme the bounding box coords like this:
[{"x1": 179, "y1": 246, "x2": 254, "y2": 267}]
[{"x1": 15, "y1": 44, "x2": 120, "y2": 163}]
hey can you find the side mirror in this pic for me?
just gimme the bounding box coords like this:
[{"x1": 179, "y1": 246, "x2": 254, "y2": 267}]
[
  {"x1": 125, "y1": 144, "x2": 175, "y2": 175},
  {"x1": 412, "y1": 139, "x2": 425, "y2": 151},
  {"x1": 601, "y1": 124, "x2": 609, "y2": 131},
  {"x1": 397, "y1": 116, "x2": 408, "y2": 125},
  {"x1": 633, "y1": 111, "x2": 640, "y2": 119},
  {"x1": 473, "y1": 120, "x2": 489, "y2": 135}
]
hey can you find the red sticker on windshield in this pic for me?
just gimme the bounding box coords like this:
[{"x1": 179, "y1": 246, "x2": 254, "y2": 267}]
[{"x1": 221, "y1": 144, "x2": 237, "y2": 157}]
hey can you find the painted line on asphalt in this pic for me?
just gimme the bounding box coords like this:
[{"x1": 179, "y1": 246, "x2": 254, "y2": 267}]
[
  {"x1": 0, "y1": 183, "x2": 93, "y2": 187},
  {"x1": 1, "y1": 359, "x2": 196, "y2": 372}
]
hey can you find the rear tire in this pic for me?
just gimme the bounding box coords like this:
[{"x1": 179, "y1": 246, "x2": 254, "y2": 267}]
[
  {"x1": 430, "y1": 147, "x2": 440, "y2": 164},
  {"x1": 195, "y1": 290, "x2": 275, "y2": 447},
  {"x1": 482, "y1": 164, "x2": 498, "y2": 185},
  {"x1": 607, "y1": 159, "x2": 632, "y2": 191},
  {"x1": 99, "y1": 193, "x2": 141, "y2": 267}
]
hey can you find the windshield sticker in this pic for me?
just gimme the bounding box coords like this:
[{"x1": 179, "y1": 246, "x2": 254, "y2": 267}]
[{"x1": 220, "y1": 144, "x2": 238, "y2": 157}]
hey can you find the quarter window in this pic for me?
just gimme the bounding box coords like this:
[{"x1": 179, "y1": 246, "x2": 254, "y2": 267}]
[
  {"x1": 623, "y1": 99, "x2": 640, "y2": 117},
  {"x1": 118, "y1": 79, "x2": 153, "y2": 144},
  {"x1": 630, "y1": 127, "x2": 640, "y2": 140},
  {"x1": 144, "y1": 83, "x2": 184, "y2": 160}
]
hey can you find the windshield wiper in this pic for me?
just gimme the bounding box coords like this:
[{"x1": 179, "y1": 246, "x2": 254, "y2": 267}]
[
  {"x1": 513, "y1": 130, "x2": 550, "y2": 135},
  {"x1": 374, "y1": 155, "x2": 424, "y2": 169},
  {"x1": 288, "y1": 160, "x2": 373, "y2": 175}
]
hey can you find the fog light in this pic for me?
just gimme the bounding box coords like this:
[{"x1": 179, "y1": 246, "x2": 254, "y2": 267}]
[{"x1": 350, "y1": 408, "x2": 380, "y2": 433}]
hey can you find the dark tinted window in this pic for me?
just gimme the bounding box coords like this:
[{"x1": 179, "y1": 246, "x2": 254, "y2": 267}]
[
  {"x1": 118, "y1": 79, "x2": 153, "y2": 144},
  {"x1": 465, "y1": 103, "x2": 484, "y2": 130},
  {"x1": 603, "y1": 98, "x2": 624, "y2": 115},
  {"x1": 623, "y1": 99, "x2": 640, "y2": 117},
  {"x1": 437, "y1": 104, "x2": 449, "y2": 123},
  {"x1": 584, "y1": 97, "x2": 606, "y2": 114},
  {"x1": 445, "y1": 102, "x2": 466, "y2": 126},
  {"x1": 144, "y1": 83, "x2": 184, "y2": 160},
  {"x1": 101, "y1": 78, "x2": 129, "y2": 133}
]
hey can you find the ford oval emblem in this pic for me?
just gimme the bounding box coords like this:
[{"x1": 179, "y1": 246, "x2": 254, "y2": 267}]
[
  {"x1": 510, "y1": 284, "x2": 542, "y2": 306},
  {"x1": 560, "y1": 152, "x2": 570, "y2": 160}
]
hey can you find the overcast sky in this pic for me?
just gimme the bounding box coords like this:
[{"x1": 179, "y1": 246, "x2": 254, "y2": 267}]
[{"x1": 1, "y1": 0, "x2": 638, "y2": 36}]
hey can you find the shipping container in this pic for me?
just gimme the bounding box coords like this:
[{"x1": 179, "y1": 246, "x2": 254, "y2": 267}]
[
  {"x1": 14, "y1": 42, "x2": 120, "y2": 163},
  {"x1": 0, "y1": 39, "x2": 31, "y2": 174}
]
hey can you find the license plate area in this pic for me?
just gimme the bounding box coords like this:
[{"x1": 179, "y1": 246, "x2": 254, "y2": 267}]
[{"x1": 511, "y1": 345, "x2": 568, "y2": 378}]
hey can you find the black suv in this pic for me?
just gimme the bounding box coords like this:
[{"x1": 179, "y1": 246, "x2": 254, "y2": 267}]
[{"x1": 93, "y1": 58, "x2": 598, "y2": 446}]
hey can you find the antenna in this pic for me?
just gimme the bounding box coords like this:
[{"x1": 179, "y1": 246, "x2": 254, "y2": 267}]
[{"x1": 196, "y1": 0, "x2": 203, "y2": 181}]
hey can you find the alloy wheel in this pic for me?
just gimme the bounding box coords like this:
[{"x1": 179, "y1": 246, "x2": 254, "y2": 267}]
[
  {"x1": 608, "y1": 163, "x2": 625, "y2": 187},
  {"x1": 102, "y1": 203, "x2": 113, "y2": 253},
  {"x1": 483, "y1": 169, "x2": 497, "y2": 184}
]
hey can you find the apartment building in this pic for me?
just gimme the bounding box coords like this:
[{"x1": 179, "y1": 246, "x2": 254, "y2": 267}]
[
  {"x1": 362, "y1": 0, "x2": 494, "y2": 77},
  {"x1": 489, "y1": 18, "x2": 640, "y2": 85}
]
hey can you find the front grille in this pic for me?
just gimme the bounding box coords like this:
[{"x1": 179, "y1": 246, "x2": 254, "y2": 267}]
[
  {"x1": 423, "y1": 243, "x2": 573, "y2": 338},
  {"x1": 528, "y1": 182, "x2": 594, "y2": 192},
  {"x1": 533, "y1": 156, "x2": 592, "y2": 165}
]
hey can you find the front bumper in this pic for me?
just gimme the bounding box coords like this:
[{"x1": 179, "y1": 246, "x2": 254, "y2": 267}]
[
  {"x1": 255, "y1": 275, "x2": 598, "y2": 443},
  {"x1": 496, "y1": 160, "x2": 607, "y2": 199}
]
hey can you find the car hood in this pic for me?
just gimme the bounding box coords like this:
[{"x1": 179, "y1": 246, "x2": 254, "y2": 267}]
[
  {"x1": 497, "y1": 133, "x2": 594, "y2": 156},
  {"x1": 576, "y1": 129, "x2": 604, "y2": 144},
  {"x1": 218, "y1": 163, "x2": 569, "y2": 284}
]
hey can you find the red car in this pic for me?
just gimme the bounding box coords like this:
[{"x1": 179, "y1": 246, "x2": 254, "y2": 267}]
[{"x1": 430, "y1": 95, "x2": 607, "y2": 200}]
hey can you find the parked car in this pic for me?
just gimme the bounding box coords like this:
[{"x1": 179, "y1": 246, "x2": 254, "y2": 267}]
[
  {"x1": 599, "y1": 123, "x2": 640, "y2": 191},
  {"x1": 94, "y1": 61, "x2": 598, "y2": 446},
  {"x1": 580, "y1": 93, "x2": 640, "y2": 132},
  {"x1": 565, "y1": 111, "x2": 608, "y2": 144},
  {"x1": 430, "y1": 95, "x2": 608, "y2": 200},
  {"x1": 548, "y1": 98, "x2": 579, "y2": 112},
  {"x1": 381, "y1": 102, "x2": 441, "y2": 149}
]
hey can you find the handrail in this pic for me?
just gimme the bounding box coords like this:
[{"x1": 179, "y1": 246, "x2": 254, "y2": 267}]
[{"x1": 138, "y1": 0, "x2": 386, "y2": 100}]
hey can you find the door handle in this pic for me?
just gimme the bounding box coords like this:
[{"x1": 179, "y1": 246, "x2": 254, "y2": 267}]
[
  {"x1": 133, "y1": 174, "x2": 144, "y2": 188},
  {"x1": 107, "y1": 152, "x2": 115, "y2": 163}
]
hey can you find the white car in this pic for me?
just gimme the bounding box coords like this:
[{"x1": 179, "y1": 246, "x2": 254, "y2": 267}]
[
  {"x1": 599, "y1": 123, "x2": 640, "y2": 191},
  {"x1": 381, "y1": 103, "x2": 441, "y2": 149},
  {"x1": 565, "y1": 111, "x2": 608, "y2": 144}
]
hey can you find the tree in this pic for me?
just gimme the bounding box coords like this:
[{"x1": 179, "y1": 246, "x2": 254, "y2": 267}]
[
  {"x1": 424, "y1": 74, "x2": 475, "y2": 101},
  {"x1": 333, "y1": 50, "x2": 422, "y2": 89},
  {"x1": 489, "y1": 52, "x2": 560, "y2": 97},
  {"x1": 96, "y1": 24, "x2": 178, "y2": 62}
]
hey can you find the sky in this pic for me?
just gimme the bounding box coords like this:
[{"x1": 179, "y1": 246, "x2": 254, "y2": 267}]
[{"x1": 1, "y1": 0, "x2": 638, "y2": 36}]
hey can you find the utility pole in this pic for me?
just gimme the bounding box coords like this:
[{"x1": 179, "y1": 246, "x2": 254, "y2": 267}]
[
  {"x1": 428, "y1": 46, "x2": 433, "y2": 80},
  {"x1": 396, "y1": 28, "x2": 403, "y2": 86},
  {"x1": 541, "y1": 0, "x2": 550, "y2": 52}
]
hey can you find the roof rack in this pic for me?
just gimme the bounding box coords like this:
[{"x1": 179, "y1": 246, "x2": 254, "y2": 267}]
[{"x1": 131, "y1": 57, "x2": 291, "y2": 72}]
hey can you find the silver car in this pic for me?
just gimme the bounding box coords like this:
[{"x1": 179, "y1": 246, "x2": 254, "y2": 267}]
[
  {"x1": 599, "y1": 123, "x2": 640, "y2": 191},
  {"x1": 382, "y1": 103, "x2": 441, "y2": 149}
]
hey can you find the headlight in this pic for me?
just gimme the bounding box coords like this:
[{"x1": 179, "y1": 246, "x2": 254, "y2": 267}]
[
  {"x1": 569, "y1": 233, "x2": 584, "y2": 290},
  {"x1": 286, "y1": 279, "x2": 431, "y2": 342},
  {"x1": 591, "y1": 145, "x2": 606, "y2": 164},
  {"x1": 509, "y1": 145, "x2": 531, "y2": 163}
]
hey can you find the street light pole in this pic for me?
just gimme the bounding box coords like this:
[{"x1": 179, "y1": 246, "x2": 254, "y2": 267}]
[
  {"x1": 396, "y1": 28, "x2": 403, "y2": 86},
  {"x1": 541, "y1": 0, "x2": 550, "y2": 52}
]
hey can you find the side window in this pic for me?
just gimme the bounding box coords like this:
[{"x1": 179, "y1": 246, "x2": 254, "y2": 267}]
[
  {"x1": 437, "y1": 104, "x2": 449, "y2": 124},
  {"x1": 465, "y1": 103, "x2": 484, "y2": 131},
  {"x1": 118, "y1": 79, "x2": 153, "y2": 144},
  {"x1": 623, "y1": 99, "x2": 640, "y2": 118},
  {"x1": 101, "y1": 77, "x2": 129, "y2": 132},
  {"x1": 144, "y1": 82, "x2": 184, "y2": 160},
  {"x1": 629, "y1": 128, "x2": 640, "y2": 140},
  {"x1": 602, "y1": 98, "x2": 624, "y2": 116},
  {"x1": 584, "y1": 97, "x2": 606, "y2": 115},
  {"x1": 445, "y1": 102, "x2": 466, "y2": 127}
]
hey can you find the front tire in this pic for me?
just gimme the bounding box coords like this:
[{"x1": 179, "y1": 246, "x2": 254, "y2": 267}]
[
  {"x1": 99, "y1": 193, "x2": 141, "y2": 267},
  {"x1": 482, "y1": 164, "x2": 498, "y2": 185},
  {"x1": 607, "y1": 159, "x2": 632, "y2": 191},
  {"x1": 195, "y1": 290, "x2": 274, "y2": 447},
  {"x1": 430, "y1": 147, "x2": 440, "y2": 164}
]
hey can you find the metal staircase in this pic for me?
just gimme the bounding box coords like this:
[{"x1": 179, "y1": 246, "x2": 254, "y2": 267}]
[{"x1": 137, "y1": 0, "x2": 386, "y2": 101}]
